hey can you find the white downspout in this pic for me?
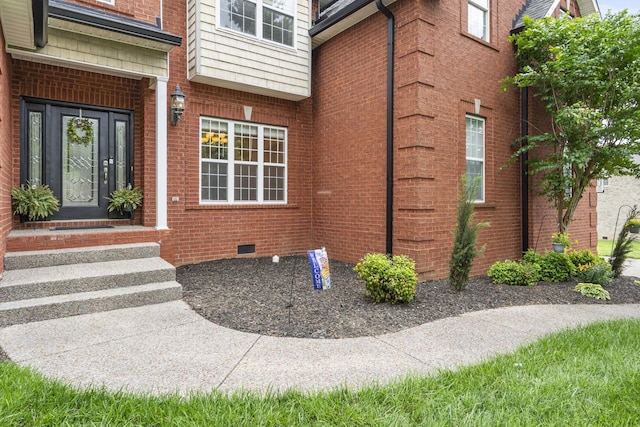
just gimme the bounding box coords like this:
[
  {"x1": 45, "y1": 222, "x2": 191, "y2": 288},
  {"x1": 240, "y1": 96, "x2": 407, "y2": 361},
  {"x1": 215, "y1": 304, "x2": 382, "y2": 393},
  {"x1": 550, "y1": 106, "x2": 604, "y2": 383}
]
[{"x1": 156, "y1": 76, "x2": 169, "y2": 230}]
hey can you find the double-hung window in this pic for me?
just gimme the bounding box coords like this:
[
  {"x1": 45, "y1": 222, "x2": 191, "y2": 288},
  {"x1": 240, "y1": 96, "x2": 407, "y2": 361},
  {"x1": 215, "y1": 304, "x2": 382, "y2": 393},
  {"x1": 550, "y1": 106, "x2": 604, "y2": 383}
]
[
  {"x1": 200, "y1": 117, "x2": 287, "y2": 204},
  {"x1": 468, "y1": 0, "x2": 489, "y2": 41},
  {"x1": 466, "y1": 115, "x2": 485, "y2": 202},
  {"x1": 220, "y1": 0, "x2": 295, "y2": 47}
]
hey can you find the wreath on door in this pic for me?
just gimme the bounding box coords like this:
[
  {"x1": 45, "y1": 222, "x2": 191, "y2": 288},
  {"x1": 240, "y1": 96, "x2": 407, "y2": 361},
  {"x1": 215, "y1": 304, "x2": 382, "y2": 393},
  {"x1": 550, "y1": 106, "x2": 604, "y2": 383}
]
[{"x1": 66, "y1": 117, "x2": 94, "y2": 146}]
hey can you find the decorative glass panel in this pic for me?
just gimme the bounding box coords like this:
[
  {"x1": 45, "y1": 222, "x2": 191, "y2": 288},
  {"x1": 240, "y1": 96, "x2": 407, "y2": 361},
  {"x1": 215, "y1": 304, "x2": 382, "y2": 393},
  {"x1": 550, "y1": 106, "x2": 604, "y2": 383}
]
[
  {"x1": 62, "y1": 116, "x2": 99, "y2": 206},
  {"x1": 115, "y1": 121, "x2": 127, "y2": 189},
  {"x1": 28, "y1": 112, "x2": 43, "y2": 185}
]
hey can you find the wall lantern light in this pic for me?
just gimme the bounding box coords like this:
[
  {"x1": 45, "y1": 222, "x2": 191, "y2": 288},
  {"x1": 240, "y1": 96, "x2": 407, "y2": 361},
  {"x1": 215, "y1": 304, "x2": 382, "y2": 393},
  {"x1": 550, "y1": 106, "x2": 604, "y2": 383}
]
[{"x1": 170, "y1": 84, "x2": 186, "y2": 126}]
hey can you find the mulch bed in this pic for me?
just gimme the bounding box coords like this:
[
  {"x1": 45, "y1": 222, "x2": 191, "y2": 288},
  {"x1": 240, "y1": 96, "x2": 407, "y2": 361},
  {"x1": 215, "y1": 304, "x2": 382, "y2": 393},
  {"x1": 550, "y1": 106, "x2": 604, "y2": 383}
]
[
  {"x1": 177, "y1": 256, "x2": 640, "y2": 339},
  {"x1": 2, "y1": 256, "x2": 639, "y2": 363}
]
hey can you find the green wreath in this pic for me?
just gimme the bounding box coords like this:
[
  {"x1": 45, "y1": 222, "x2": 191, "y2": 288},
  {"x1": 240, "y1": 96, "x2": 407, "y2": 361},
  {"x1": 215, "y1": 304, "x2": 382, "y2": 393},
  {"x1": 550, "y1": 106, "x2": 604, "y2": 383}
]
[{"x1": 66, "y1": 117, "x2": 94, "y2": 146}]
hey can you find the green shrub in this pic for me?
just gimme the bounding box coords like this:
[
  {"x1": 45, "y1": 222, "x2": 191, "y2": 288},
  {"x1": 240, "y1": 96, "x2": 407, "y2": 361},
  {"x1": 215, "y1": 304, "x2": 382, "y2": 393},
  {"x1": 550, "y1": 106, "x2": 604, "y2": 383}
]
[
  {"x1": 538, "y1": 251, "x2": 577, "y2": 282},
  {"x1": 448, "y1": 176, "x2": 489, "y2": 291},
  {"x1": 11, "y1": 182, "x2": 59, "y2": 220},
  {"x1": 522, "y1": 249, "x2": 542, "y2": 264},
  {"x1": 576, "y1": 262, "x2": 613, "y2": 287},
  {"x1": 487, "y1": 260, "x2": 540, "y2": 286},
  {"x1": 610, "y1": 206, "x2": 639, "y2": 278},
  {"x1": 575, "y1": 283, "x2": 611, "y2": 301},
  {"x1": 567, "y1": 249, "x2": 600, "y2": 268},
  {"x1": 354, "y1": 253, "x2": 418, "y2": 303}
]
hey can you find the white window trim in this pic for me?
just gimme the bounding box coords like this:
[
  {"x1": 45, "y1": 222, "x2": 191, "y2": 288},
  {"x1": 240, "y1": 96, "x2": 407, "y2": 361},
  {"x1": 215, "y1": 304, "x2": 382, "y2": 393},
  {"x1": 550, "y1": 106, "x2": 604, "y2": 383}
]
[
  {"x1": 97, "y1": 0, "x2": 115, "y2": 5},
  {"x1": 199, "y1": 117, "x2": 288, "y2": 205},
  {"x1": 466, "y1": 114, "x2": 485, "y2": 203},
  {"x1": 468, "y1": 0, "x2": 489, "y2": 42},
  {"x1": 216, "y1": 0, "x2": 297, "y2": 49}
]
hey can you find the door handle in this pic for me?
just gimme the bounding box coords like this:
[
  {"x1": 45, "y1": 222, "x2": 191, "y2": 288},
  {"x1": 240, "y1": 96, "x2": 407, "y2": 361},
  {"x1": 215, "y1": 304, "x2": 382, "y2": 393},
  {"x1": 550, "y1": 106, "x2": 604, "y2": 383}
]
[{"x1": 103, "y1": 159, "x2": 109, "y2": 184}]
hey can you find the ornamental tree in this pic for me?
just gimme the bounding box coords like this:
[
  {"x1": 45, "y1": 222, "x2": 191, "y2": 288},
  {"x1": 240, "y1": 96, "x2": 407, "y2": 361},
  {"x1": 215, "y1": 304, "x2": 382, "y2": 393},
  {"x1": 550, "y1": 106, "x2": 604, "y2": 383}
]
[{"x1": 503, "y1": 11, "x2": 640, "y2": 233}]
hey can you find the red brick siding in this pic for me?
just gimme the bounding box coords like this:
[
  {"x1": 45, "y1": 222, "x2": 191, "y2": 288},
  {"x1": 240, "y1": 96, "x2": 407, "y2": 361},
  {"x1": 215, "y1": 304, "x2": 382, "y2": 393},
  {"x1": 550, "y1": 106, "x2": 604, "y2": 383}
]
[
  {"x1": 159, "y1": 0, "x2": 314, "y2": 267},
  {"x1": 527, "y1": 92, "x2": 597, "y2": 253},
  {"x1": 311, "y1": 0, "x2": 597, "y2": 279},
  {"x1": 0, "y1": 24, "x2": 12, "y2": 275}
]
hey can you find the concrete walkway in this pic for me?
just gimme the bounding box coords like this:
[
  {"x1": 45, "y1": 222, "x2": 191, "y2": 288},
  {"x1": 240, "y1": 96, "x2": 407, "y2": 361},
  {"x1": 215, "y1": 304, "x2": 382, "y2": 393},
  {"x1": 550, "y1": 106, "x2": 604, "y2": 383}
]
[
  {"x1": 1, "y1": 302, "x2": 639, "y2": 395},
  {"x1": 1, "y1": 262, "x2": 640, "y2": 396}
]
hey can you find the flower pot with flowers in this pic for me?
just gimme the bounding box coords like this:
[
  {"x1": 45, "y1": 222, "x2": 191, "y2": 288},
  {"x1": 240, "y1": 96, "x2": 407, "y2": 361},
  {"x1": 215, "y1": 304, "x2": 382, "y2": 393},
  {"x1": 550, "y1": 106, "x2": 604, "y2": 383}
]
[
  {"x1": 626, "y1": 219, "x2": 640, "y2": 234},
  {"x1": 552, "y1": 232, "x2": 571, "y2": 253}
]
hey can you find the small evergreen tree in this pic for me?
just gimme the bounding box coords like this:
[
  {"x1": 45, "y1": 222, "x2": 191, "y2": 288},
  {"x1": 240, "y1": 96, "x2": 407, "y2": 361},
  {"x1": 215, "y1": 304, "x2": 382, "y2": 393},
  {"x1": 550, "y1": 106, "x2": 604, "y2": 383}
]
[
  {"x1": 610, "y1": 206, "x2": 639, "y2": 278},
  {"x1": 448, "y1": 177, "x2": 489, "y2": 291}
]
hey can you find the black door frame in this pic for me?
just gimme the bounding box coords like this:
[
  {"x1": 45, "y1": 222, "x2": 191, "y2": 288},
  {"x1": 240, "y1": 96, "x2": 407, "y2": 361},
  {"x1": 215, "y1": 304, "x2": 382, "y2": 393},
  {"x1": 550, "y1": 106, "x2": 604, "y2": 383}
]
[{"x1": 20, "y1": 98, "x2": 134, "y2": 220}]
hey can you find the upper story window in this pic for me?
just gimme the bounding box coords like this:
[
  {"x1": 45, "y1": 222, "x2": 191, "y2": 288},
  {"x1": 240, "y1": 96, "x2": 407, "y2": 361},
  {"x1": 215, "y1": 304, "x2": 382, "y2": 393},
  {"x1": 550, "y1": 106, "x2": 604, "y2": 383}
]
[
  {"x1": 466, "y1": 115, "x2": 485, "y2": 202},
  {"x1": 220, "y1": 0, "x2": 295, "y2": 47},
  {"x1": 468, "y1": 0, "x2": 489, "y2": 41},
  {"x1": 200, "y1": 117, "x2": 287, "y2": 204}
]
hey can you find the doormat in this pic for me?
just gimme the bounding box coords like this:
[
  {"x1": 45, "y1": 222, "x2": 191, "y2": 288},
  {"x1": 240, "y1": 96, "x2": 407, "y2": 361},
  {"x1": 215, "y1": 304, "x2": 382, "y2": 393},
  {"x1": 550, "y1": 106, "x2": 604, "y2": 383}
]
[{"x1": 49, "y1": 225, "x2": 115, "y2": 231}]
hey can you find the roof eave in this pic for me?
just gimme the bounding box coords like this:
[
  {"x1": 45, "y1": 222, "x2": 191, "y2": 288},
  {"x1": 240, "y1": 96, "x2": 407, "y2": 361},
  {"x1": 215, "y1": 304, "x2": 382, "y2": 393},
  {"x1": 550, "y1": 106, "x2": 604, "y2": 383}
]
[{"x1": 48, "y1": 0, "x2": 181, "y2": 47}]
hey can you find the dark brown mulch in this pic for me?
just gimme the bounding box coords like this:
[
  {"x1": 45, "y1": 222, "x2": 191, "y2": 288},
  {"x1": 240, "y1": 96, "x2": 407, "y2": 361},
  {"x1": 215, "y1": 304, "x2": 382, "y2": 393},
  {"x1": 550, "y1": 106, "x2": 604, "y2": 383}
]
[
  {"x1": 178, "y1": 256, "x2": 640, "y2": 339},
  {"x1": 1, "y1": 257, "x2": 637, "y2": 363}
]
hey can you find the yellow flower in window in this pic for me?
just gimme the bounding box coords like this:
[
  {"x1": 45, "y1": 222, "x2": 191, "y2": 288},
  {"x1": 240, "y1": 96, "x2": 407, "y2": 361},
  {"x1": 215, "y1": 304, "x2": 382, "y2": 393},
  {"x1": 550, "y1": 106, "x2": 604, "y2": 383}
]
[{"x1": 220, "y1": 133, "x2": 228, "y2": 144}]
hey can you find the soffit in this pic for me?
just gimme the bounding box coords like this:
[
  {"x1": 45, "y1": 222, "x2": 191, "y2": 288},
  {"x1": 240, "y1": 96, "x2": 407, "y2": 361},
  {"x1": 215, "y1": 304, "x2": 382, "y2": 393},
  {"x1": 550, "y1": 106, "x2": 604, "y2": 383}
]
[
  {"x1": 310, "y1": 0, "x2": 396, "y2": 48},
  {"x1": 0, "y1": 0, "x2": 35, "y2": 50}
]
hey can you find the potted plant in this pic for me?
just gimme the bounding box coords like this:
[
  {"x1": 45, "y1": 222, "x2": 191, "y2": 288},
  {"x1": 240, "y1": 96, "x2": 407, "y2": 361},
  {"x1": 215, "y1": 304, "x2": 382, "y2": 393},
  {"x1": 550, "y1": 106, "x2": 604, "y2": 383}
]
[
  {"x1": 551, "y1": 232, "x2": 571, "y2": 253},
  {"x1": 106, "y1": 186, "x2": 143, "y2": 218},
  {"x1": 626, "y1": 219, "x2": 640, "y2": 234},
  {"x1": 11, "y1": 181, "x2": 60, "y2": 221}
]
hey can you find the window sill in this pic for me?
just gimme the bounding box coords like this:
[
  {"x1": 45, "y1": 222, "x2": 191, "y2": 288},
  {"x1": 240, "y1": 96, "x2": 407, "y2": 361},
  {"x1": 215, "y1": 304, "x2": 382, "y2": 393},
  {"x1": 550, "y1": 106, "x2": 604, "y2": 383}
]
[
  {"x1": 461, "y1": 32, "x2": 499, "y2": 52},
  {"x1": 186, "y1": 203, "x2": 298, "y2": 211}
]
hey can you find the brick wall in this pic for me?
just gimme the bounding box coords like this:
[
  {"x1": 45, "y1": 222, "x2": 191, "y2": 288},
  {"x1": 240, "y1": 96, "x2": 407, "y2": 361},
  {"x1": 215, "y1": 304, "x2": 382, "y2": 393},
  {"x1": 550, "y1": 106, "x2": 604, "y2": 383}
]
[
  {"x1": 311, "y1": 0, "x2": 597, "y2": 279},
  {"x1": 0, "y1": 23, "x2": 12, "y2": 275},
  {"x1": 160, "y1": 0, "x2": 314, "y2": 266},
  {"x1": 527, "y1": 92, "x2": 598, "y2": 253}
]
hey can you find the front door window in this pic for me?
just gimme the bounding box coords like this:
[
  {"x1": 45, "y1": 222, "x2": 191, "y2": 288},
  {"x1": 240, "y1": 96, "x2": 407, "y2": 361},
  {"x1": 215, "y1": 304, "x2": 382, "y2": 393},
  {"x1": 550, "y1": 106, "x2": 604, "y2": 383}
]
[{"x1": 62, "y1": 115, "x2": 99, "y2": 207}]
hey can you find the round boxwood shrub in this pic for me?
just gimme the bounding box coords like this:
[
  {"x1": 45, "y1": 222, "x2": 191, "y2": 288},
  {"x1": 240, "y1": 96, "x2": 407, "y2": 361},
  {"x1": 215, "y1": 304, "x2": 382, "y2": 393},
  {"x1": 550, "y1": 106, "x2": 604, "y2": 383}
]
[
  {"x1": 487, "y1": 260, "x2": 540, "y2": 286},
  {"x1": 353, "y1": 253, "x2": 417, "y2": 303},
  {"x1": 538, "y1": 251, "x2": 577, "y2": 282}
]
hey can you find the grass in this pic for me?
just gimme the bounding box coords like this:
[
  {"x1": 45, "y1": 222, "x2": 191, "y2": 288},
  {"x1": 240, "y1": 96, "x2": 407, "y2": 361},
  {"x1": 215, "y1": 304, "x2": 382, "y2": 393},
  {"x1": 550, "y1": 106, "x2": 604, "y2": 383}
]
[
  {"x1": 1, "y1": 320, "x2": 640, "y2": 426},
  {"x1": 598, "y1": 239, "x2": 640, "y2": 258}
]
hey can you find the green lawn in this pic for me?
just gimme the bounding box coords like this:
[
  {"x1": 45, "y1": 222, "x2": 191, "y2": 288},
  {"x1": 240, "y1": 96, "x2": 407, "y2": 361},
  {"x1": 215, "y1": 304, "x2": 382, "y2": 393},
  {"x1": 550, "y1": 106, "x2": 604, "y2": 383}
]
[
  {"x1": 2, "y1": 319, "x2": 640, "y2": 426},
  {"x1": 598, "y1": 239, "x2": 640, "y2": 258}
]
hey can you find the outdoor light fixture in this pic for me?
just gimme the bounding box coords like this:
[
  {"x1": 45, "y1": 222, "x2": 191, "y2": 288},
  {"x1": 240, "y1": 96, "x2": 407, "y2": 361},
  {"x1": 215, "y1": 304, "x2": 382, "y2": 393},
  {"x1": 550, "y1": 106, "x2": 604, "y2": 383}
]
[{"x1": 170, "y1": 84, "x2": 186, "y2": 126}]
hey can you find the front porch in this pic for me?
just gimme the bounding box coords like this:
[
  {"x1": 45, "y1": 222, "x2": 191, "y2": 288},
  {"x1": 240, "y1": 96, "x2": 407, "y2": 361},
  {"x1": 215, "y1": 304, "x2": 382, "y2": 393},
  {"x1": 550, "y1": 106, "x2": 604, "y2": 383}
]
[{"x1": 6, "y1": 224, "x2": 175, "y2": 265}]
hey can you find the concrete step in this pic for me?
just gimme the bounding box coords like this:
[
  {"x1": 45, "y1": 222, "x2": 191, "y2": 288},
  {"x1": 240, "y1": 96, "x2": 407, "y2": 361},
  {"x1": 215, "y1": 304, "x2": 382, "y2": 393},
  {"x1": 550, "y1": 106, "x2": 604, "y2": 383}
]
[
  {"x1": 0, "y1": 281, "x2": 182, "y2": 327},
  {"x1": 4, "y1": 242, "x2": 160, "y2": 271},
  {"x1": 0, "y1": 257, "x2": 176, "y2": 302}
]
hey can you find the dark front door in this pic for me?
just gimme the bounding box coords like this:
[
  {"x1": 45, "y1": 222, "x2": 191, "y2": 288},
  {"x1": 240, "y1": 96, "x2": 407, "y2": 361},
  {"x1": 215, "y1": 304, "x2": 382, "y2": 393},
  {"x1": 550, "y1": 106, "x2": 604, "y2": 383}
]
[{"x1": 21, "y1": 100, "x2": 133, "y2": 220}]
